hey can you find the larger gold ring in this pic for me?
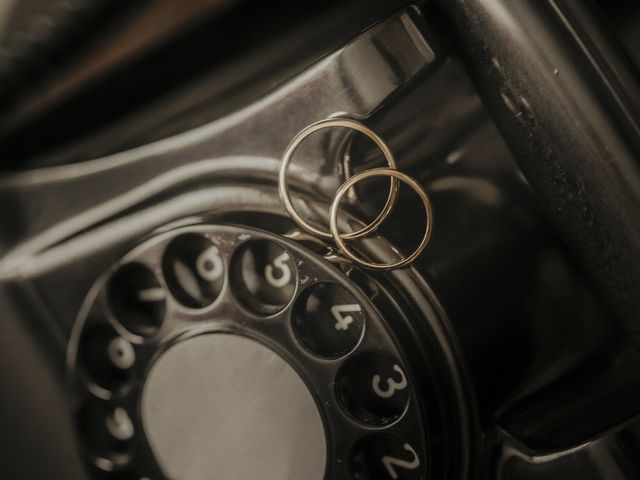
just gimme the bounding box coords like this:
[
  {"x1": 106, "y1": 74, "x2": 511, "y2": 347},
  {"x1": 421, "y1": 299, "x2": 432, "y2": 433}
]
[
  {"x1": 329, "y1": 167, "x2": 433, "y2": 270},
  {"x1": 279, "y1": 118, "x2": 398, "y2": 240}
]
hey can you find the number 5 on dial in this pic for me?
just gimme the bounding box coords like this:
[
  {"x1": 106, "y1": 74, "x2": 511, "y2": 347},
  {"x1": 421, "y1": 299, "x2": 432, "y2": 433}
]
[{"x1": 265, "y1": 252, "x2": 292, "y2": 288}]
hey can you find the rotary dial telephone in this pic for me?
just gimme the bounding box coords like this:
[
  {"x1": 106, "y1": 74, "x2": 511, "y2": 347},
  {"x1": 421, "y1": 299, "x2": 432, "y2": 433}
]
[{"x1": 0, "y1": 1, "x2": 639, "y2": 480}]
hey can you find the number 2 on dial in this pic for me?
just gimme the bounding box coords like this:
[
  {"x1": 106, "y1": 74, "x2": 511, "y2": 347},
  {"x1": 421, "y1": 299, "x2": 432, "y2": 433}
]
[
  {"x1": 372, "y1": 364, "x2": 408, "y2": 398},
  {"x1": 382, "y1": 443, "x2": 420, "y2": 479}
]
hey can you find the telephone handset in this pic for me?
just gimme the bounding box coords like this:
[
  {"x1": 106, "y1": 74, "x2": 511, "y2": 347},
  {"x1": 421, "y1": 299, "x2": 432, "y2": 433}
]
[{"x1": 2, "y1": 2, "x2": 640, "y2": 480}]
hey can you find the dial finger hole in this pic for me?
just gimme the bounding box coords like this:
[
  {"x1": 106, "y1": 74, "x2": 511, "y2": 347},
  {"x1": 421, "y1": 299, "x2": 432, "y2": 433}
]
[
  {"x1": 350, "y1": 433, "x2": 424, "y2": 480},
  {"x1": 230, "y1": 240, "x2": 296, "y2": 315},
  {"x1": 162, "y1": 234, "x2": 225, "y2": 309},
  {"x1": 102, "y1": 474, "x2": 149, "y2": 480},
  {"x1": 336, "y1": 352, "x2": 410, "y2": 425},
  {"x1": 108, "y1": 263, "x2": 166, "y2": 337},
  {"x1": 78, "y1": 323, "x2": 135, "y2": 393},
  {"x1": 293, "y1": 283, "x2": 365, "y2": 358},
  {"x1": 79, "y1": 401, "x2": 134, "y2": 471}
]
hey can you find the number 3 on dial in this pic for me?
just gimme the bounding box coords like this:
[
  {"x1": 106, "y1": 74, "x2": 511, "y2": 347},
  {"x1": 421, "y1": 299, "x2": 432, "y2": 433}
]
[{"x1": 372, "y1": 364, "x2": 408, "y2": 399}]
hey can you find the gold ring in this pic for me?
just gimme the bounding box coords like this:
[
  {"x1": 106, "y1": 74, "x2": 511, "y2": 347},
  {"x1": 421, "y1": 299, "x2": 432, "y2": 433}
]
[
  {"x1": 279, "y1": 118, "x2": 398, "y2": 240},
  {"x1": 329, "y1": 167, "x2": 433, "y2": 270}
]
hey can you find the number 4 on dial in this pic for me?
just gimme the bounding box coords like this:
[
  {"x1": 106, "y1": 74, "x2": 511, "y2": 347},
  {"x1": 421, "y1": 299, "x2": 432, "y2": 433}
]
[{"x1": 330, "y1": 304, "x2": 362, "y2": 331}]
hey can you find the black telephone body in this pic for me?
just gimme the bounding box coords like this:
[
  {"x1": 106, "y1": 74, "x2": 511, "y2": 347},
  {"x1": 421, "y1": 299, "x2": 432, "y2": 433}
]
[{"x1": 0, "y1": 2, "x2": 639, "y2": 480}]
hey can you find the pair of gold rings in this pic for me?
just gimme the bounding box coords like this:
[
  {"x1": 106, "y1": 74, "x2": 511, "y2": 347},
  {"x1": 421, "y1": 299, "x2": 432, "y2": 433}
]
[{"x1": 278, "y1": 118, "x2": 433, "y2": 271}]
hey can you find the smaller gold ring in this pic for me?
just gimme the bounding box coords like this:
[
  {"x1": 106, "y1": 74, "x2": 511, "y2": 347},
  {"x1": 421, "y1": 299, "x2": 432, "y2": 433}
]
[
  {"x1": 279, "y1": 118, "x2": 398, "y2": 240},
  {"x1": 329, "y1": 168, "x2": 433, "y2": 271}
]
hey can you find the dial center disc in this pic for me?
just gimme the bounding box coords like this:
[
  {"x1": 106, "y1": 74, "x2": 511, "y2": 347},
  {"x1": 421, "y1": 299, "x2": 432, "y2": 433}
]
[{"x1": 141, "y1": 333, "x2": 327, "y2": 480}]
